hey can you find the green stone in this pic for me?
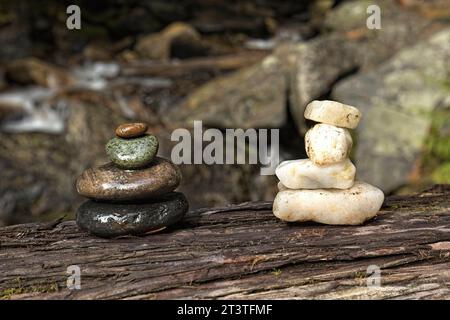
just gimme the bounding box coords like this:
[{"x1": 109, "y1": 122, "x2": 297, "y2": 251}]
[{"x1": 106, "y1": 134, "x2": 159, "y2": 169}]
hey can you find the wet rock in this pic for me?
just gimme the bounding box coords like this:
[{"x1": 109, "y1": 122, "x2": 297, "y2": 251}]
[
  {"x1": 333, "y1": 28, "x2": 450, "y2": 192},
  {"x1": 76, "y1": 157, "x2": 181, "y2": 201},
  {"x1": 76, "y1": 192, "x2": 188, "y2": 238},
  {"x1": 106, "y1": 134, "x2": 158, "y2": 169},
  {"x1": 135, "y1": 22, "x2": 208, "y2": 60},
  {"x1": 5, "y1": 58, "x2": 74, "y2": 89}
]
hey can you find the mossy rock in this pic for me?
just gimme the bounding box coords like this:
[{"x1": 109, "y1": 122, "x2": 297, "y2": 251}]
[
  {"x1": 426, "y1": 108, "x2": 450, "y2": 161},
  {"x1": 324, "y1": 0, "x2": 373, "y2": 32},
  {"x1": 432, "y1": 163, "x2": 450, "y2": 184}
]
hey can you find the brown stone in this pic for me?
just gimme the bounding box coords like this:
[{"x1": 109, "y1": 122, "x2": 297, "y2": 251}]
[
  {"x1": 76, "y1": 157, "x2": 181, "y2": 201},
  {"x1": 115, "y1": 122, "x2": 148, "y2": 138},
  {"x1": 5, "y1": 58, "x2": 74, "y2": 89},
  {"x1": 134, "y1": 22, "x2": 207, "y2": 60}
]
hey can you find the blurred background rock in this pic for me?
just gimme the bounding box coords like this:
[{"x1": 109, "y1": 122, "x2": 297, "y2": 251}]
[{"x1": 0, "y1": 0, "x2": 449, "y2": 225}]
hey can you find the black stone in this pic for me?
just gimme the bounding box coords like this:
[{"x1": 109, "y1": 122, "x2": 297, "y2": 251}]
[{"x1": 76, "y1": 192, "x2": 188, "y2": 238}]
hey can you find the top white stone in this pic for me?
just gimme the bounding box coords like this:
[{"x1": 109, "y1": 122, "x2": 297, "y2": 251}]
[{"x1": 304, "y1": 100, "x2": 362, "y2": 129}]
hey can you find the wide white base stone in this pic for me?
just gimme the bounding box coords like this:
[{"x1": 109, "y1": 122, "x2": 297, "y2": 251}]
[{"x1": 273, "y1": 181, "x2": 384, "y2": 225}]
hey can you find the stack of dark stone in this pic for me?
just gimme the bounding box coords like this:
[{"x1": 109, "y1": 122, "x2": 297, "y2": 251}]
[{"x1": 75, "y1": 122, "x2": 188, "y2": 238}]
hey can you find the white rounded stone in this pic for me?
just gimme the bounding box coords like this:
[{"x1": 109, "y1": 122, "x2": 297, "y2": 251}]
[
  {"x1": 304, "y1": 100, "x2": 362, "y2": 129},
  {"x1": 273, "y1": 181, "x2": 384, "y2": 225},
  {"x1": 305, "y1": 124, "x2": 353, "y2": 165},
  {"x1": 275, "y1": 158, "x2": 355, "y2": 190},
  {"x1": 277, "y1": 181, "x2": 288, "y2": 191}
]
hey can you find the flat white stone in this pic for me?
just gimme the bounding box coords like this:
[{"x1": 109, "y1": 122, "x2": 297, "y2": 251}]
[
  {"x1": 275, "y1": 158, "x2": 355, "y2": 190},
  {"x1": 305, "y1": 124, "x2": 353, "y2": 165},
  {"x1": 273, "y1": 181, "x2": 384, "y2": 225},
  {"x1": 304, "y1": 100, "x2": 362, "y2": 129}
]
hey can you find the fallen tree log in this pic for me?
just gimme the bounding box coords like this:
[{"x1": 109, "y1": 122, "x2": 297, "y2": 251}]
[
  {"x1": 120, "y1": 51, "x2": 268, "y2": 78},
  {"x1": 0, "y1": 185, "x2": 449, "y2": 300}
]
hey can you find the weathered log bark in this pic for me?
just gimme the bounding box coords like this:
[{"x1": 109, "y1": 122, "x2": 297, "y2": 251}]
[{"x1": 0, "y1": 185, "x2": 449, "y2": 300}]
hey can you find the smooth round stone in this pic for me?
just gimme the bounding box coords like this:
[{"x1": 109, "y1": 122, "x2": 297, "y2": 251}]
[
  {"x1": 106, "y1": 134, "x2": 158, "y2": 169},
  {"x1": 76, "y1": 192, "x2": 189, "y2": 238},
  {"x1": 115, "y1": 122, "x2": 148, "y2": 138},
  {"x1": 273, "y1": 181, "x2": 384, "y2": 225},
  {"x1": 76, "y1": 157, "x2": 181, "y2": 201},
  {"x1": 277, "y1": 181, "x2": 288, "y2": 191},
  {"x1": 275, "y1": 158, "x2": 355, "y2": 189},
  {"x1": 305, "y1": 124, "x2": 353, "y2": 165},
  {"x1": 304, "y1": 100, "x2": 362, "y2": 129}
]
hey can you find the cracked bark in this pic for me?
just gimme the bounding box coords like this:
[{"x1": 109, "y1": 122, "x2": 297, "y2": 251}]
[{"x1": 0, "y1": 185, "x2": 449, "y2": 299}]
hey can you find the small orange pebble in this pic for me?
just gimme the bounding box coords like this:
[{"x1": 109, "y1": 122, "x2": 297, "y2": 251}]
[{"x1": 115, "y1": 122, "x2": 148, "y2": 138}]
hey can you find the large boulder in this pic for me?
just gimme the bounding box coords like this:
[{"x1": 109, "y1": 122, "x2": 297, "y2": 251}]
[
  {"x1": 333, "y1": 28, "x2": 450, "y2": 192},
  {"x1": 286, "y1": 36, "x2": 360, "y2": 134},
  {"x1": 5, "y1": 58, "x2": 74, "y2": 89},
  {"x1": 135, "y1": 22, "x2": 209, "y2": 60},
  {"x1": 167, "y1": 54, "x2": 286, "y2": 129},
  {"x1": 288, "y1": 0, "x2": 434, "y2": 134}
]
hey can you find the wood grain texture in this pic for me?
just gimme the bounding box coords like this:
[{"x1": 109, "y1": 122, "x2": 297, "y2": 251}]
[{"x1": 0, "y1": 185, "x2": 449, "y2": 300}]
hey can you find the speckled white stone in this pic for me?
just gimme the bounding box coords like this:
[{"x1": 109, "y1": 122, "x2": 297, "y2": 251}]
[
  {"x1": 277, "y1": 181, "x2": 288, "y2": 191},
  {"x1": 305, "y1": 124, "x2": 352, "y2": 165},
  {"x1": 273, "y1": 181, "x2": 384, "y2": 225},
  {"x1": 275, "y1": 158, "x2": 355, "y2": 190},
  {"x1": 304, "y1": 100, "x2": 362, "y2": 129}
]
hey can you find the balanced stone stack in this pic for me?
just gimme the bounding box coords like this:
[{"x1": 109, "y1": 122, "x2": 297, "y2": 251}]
[
  {"x1": 273, "y1": 100, "x2": 384, "y2": 225},
  {"x1": 75, "y1": 122, "x2": 188, "y2": 238}
]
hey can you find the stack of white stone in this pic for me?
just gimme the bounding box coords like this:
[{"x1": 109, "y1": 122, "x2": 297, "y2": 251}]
[{"x1": 273, "y1": 100, "x2": 384, "y2": 225}]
